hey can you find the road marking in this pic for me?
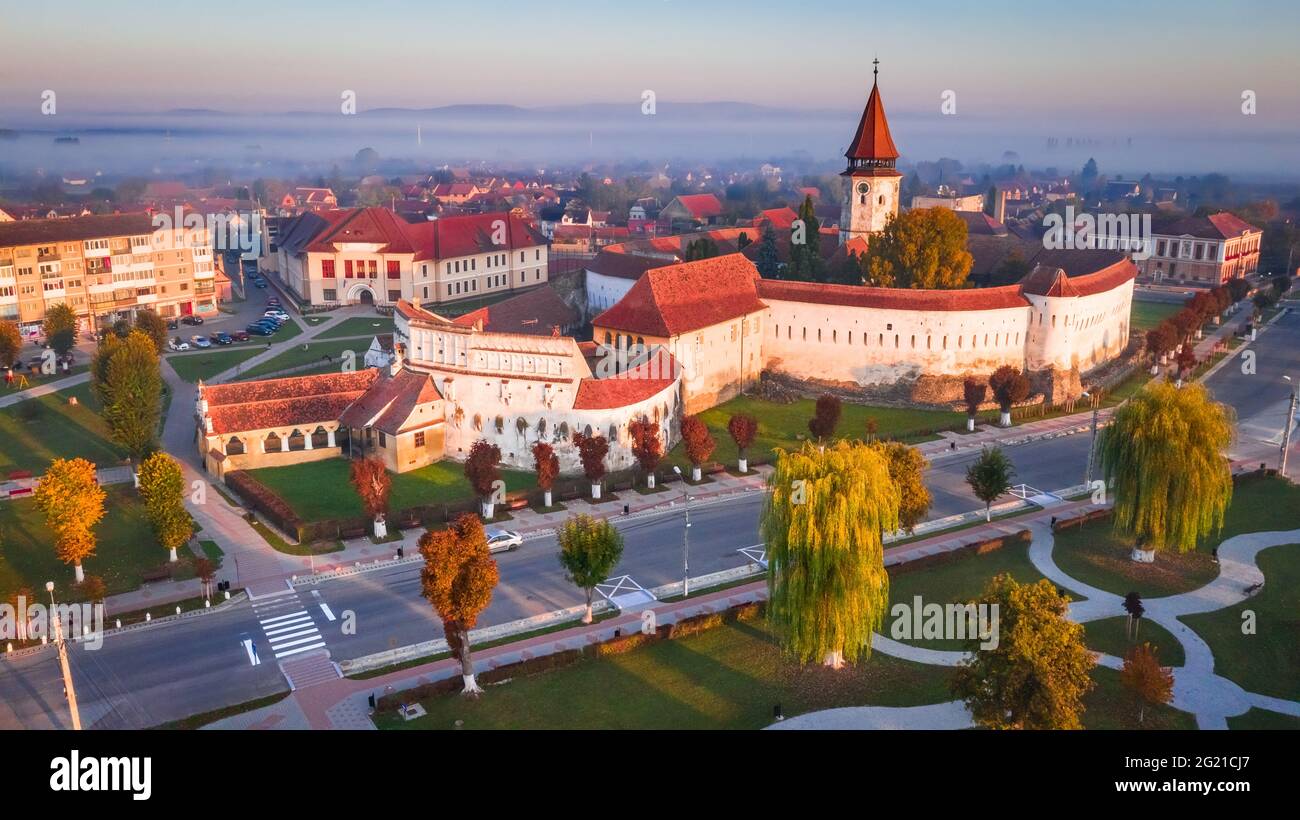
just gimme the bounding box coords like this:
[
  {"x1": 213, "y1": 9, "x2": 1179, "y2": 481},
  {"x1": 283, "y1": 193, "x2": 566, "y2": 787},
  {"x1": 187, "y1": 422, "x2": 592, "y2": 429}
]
[
  {"x1": 274, "y1": 641, "x2": 327, "y2": 659},
  {"x1": 242, "y1": 638, "x2": 260, "y2": 666},
  {"x1": 318, "y1": 603, "x2": 336, "y2": 622},
  {"x1": 254, "y1": 596, "x2": 326, "y2": 659}
]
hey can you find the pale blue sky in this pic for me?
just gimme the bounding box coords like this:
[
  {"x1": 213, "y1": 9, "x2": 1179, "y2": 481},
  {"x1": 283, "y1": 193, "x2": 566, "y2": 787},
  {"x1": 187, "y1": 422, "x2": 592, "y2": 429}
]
[{"x1": 1, "y1": 0, "x2": 1297, "y2": 127}]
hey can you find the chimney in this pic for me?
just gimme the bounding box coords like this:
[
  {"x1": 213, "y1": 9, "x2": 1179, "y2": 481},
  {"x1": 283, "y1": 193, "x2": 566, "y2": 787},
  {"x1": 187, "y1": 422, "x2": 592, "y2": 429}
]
[
  {"x1": 390, "y1": 343, "x2": 405, "y2": 376},
  {"x1": 994, "y1": 188, "x2": 1008, "y2": 224}
]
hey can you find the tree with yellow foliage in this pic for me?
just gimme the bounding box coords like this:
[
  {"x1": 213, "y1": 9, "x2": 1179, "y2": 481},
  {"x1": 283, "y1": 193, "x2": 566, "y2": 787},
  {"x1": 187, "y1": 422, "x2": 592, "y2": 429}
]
[
  {"x1": 865, "y1": 207, "x2": 973, "y2": 289},
  {"x1": 137, "y1": 451, "x2": 193, "y2": 562},
  {"x1": 33, "y1": 458, "x2": 107, "y2": 584},
  {"x1": 1120, "y1": 643, "x2": 1174, "y2": 726}
]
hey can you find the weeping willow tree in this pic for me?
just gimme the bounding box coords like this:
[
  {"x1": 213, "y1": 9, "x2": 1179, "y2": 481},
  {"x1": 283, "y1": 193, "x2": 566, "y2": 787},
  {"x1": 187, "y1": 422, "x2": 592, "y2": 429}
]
[
  {"x1": 1098, "y1": 381, "x2": 1234, "y2": 559},
  {"x1": 762, "y1": 441, "x2": 899, "y2": 668}
]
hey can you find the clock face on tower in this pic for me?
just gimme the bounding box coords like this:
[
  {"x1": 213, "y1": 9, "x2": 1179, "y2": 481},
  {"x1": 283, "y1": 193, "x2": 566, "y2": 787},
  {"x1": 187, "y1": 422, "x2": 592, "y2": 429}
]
[{"x1": 856, "y1": 182, "x2": 870, "y2": 194}]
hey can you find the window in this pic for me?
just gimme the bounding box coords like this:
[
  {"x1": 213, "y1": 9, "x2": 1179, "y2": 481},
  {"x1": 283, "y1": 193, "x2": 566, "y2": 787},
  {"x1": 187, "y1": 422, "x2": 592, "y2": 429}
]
[
  {"x1": 344, "y1": 260, "x2": 354, "y2": 278},
  {"x1": 388, "y1": 290, "x2": 401, "y2": 302},
  {"x1": 321, "y1": 260, "x2": 335, "y2": 277},
  {"x1": 323, "y1": 289, "x2": 337, "y2": 301},
  {"x1": 414, "y1": 431, "x2": 426, "y2": 447},
  {"x1": 387, "y1": 261, "x2": 400, "y2": 279},
  {"x1": 377, "y1": 431, "x2": 387, "y2": 448}
]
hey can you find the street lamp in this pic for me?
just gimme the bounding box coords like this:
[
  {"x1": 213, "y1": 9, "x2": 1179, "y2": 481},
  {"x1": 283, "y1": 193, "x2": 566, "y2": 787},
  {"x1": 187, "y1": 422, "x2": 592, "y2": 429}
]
[
  {"x1": 46, "y1": 581, "x2": 82, "y2": 731},
  {"x1": 1081, "y1": 391, "x2": 1101, "y2": 487},
  {"x1": 672, "y1": 466, "x2": 692, "y2": 598},
  {"x1": 1281, "y1": 376, "x2": 1297, "y2": 479}
]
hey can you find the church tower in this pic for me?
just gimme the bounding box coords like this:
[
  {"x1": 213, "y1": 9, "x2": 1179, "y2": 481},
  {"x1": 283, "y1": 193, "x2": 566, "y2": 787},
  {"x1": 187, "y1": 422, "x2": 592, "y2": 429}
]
[{"x1": 840, "y1": 60, "x2": 902, "y2": 246}]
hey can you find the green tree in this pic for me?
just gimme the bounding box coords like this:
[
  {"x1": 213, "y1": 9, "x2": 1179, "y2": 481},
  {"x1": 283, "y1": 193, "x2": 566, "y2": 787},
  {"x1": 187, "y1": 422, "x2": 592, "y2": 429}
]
[
  {"x1": 788, "y1": 195, "x2": 824, "y2": 282},
  {"x1": 0, "y1": 320, "x2": 22, "y2": 368},
  {"x1": 137, "y1": 451, "x2": 192, "y2": 562},
  {"x1": 865, "y1": 207, "x2": 973, "y2": 289},
  {"x1": 94, "y1": 330, "x2": 163, "y2": 461},
  {"x1": 966, "y1": 445, "x2": 1014, "y2": 521},
  {"x1": 557, "y1": 514, "x2": 625, "y2": 623},
  {"x1": 869, "y1": 440, "x2": 932, "y2": 535},
  {"x1": 134, "y1": 310, "x2": 169, "y2": 354},
  {"x1": 1098, "y1": 381, "x2": 1233, "y2": 559},
  {"x1": 418, "y1": 514, "x2": 499, "y2": 696},
  {"x1": 754, "y1": 226, "x2": 780, "y2": 278},
  {"x1": 762, "y1": 441, "x2": 898, "y2": 667},
  {"x1": 43, "y1": 303, "x2": 79, "y2": 356},
  {"x1": 951, "y1": 574, "x2": 1096, "y2": 729},
  {"x1": 684, "y1": 237, "x2": 719, "y2": 261}
]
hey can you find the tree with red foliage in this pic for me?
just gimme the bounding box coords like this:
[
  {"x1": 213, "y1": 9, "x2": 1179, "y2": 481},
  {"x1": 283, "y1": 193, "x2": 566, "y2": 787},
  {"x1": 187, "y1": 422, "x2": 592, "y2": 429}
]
[
  {"x1": 1146, "y1": 323, "x2": 1176, "y2": 368},
  {"x1": 962, "y1": 377, "x2": 987, "y2": 431},
  {"x1": 807, "y1": 394, "x2": 842, "y2": 443},
  {"x1": 419, "y1": 513, "x2": 499, "y2": 696},
  {"x1": 464, "y1": 438, "x2": 502, "y2": 518},
  {"x1": 1175, "y1": 345, "x2": 1197, "y2": 382},
  {"x1": 988, "y1": 365, "x2": 1030, "y2": 427},
  {"x1": 350, "y1": 456, "x2": 392, "y2": 537},
  {"x1": 531, "y1": 441, "x2": 560, "y2": 508},
  {"x1": 628, "y1": 417, "x2": 663, "y2": 487},
  {"x1": 680, "y1": 414, "x2": 716, "y2": 481},
  {"x1": 571, "y1": 431, "x2": 610, "y2": 498},
  {"x1": 727, "y1": 413, "x2": 759, "y2": 472}
]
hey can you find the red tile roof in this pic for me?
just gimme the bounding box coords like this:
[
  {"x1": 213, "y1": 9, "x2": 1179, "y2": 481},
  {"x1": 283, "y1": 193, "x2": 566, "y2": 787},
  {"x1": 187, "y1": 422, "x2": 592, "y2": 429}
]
[
  {"x1": 845, "y1": 78, "x2": 900, "y2": 162},
  {"x1": 758, "y1": 207, "x2": 799, "y2": 230},
  {"x1": 593, "y1": 254, "x2": 766, "y2": 337},
  {"x1": 1206, "y1": 212, "x2": 1259, "y2": 239},
  {"x1": 573, "y1": 349, "x2": 678, "y2": 410},
  {"x1": 452, "y1": 286, "x2": 578, "y2": 336},
  {"x1": 1019, "y1": 265, "x2": 1081, "y2": 298},
  {"x1": 278, "y1": 207, "x2": 544, "y2": 261},
  {"x1": 757, "y1": 279, "x2": 1029, "y2": 311},
  {"x1": 338, "y1": 368, "x2": 443, "y2": 434},
  {"x1": 202, "y1": 370, "x2": 379, "y2": 435},
  {"x1": 671, "y1": 194, "x2": 723, "y2": 219}
]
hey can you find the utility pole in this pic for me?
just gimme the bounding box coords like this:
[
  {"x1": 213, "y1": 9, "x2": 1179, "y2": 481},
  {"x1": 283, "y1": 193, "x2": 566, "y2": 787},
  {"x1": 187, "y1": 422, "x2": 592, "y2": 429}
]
[
  {"x1": 1082, "y1": 392, "x2": 1100, "y2": 487},
  {"x1": 46, "y1": 581, "x2": 82, "y2": 731},
  {"x1": 672, "y1": 466, "x2": 692, "y2": 598},
  {"x1": 1281, "y1": 377, "x2": 1298, "y2": 479}
]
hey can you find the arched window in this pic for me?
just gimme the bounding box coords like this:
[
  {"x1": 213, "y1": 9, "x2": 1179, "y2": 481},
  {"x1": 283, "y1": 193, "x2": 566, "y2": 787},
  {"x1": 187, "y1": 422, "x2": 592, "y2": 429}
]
[
  {"x1": 287, "y1": 429, "x2": 305, "y2": 451},
  {"x1": 226, "y1": 436, "x2": 245, "y2": 455},
  {"x1": 264, "y1": 432, "x2": 281, "y2": 452},
  {"x1": 311, "y1": 426, "x2": 329, "y2": 448}
]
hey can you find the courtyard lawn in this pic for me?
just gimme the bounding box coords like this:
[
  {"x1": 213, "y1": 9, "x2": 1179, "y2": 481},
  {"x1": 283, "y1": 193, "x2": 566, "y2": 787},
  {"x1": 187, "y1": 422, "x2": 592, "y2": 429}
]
[
  {"x1": 166, "y1": 347, "x2": 263, "y2": 383},
  {"x1": 665, "y1": 395, "x2": 965, "y2": 470},
  {"x1": 245, "y1": 459, "x2": 537, "y2": 523},
  {"x1": 1052, "y1": 524, "x2": 1219, "y2": 600},
  {"x1": 1130, "y1": 299, "x2": 1185, "y2": 332},
  {"x1": 237, "y1": 339, "x2": 364, "y2": 380},
  {"x1": 0, "y1": 486, "x2": 169, "y2": 601},
  {"x1": 314, "y1": 316, "x2": 390, "y2": 339},
  {"x1": 0, "y1": 383, "x2": 126, "y2": 474},
  {"x1": 1179, "y1": 543, "x2": 1299, "y2": 701},
  {"x1": 1082, "y1": 666, "x2": 1198, "y2": 730},
  {"x1": 887, "y1": 535, "x2": 1051, "y2": 651},
  {"x1": 1081, "y1": 616, "x2": 1185, "y2": 667},
  {"x1": 376, "y1": 616, "x2": 956, "y2": 730}
]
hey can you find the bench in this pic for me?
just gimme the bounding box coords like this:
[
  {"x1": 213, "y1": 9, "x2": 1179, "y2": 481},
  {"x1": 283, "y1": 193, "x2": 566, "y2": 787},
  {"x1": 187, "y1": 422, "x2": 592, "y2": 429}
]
[{"x1": 141, "y1": 566, "x2": 172, "y2": 583}]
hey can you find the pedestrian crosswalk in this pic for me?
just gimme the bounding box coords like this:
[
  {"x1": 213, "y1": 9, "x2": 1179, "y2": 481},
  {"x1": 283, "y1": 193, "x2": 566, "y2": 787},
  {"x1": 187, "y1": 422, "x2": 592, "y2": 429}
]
[{"x1": 251, "y1": 592, "x2": 327, "y2": 660}]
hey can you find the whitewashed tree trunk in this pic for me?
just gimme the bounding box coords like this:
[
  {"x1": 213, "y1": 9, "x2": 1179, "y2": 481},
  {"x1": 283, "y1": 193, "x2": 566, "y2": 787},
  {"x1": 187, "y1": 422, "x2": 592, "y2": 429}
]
[
  {"x1": 543, "y1": 489, "x2": 552, "y2": 508},
  {"x1": 591, "y1": 483, "x2": 601, "y2": 500},
  {"x1": 691, "y1": 465, "x2": 701, "y2": 482},
  {"x1": 481, "y1": 500, "x2": 495, "y2": 519},
  {"x1": 459, "y1": 631, "x2": 483, "y2": 696},
  {"x1": 373, "y1": 515, "x2": 387, "y2": 539},
  {"x1": 738, "y1": 456, "x2": 748, "y2": 473},
  {"x1": 74, "y1": 563, "x2": 84, "y2": 583},
  {"x1": 583, "y1": 591, "x2": 594, "y2": 624},
  {"x1": 823, "y1": 649, "x2": 845, "y2": 669},
  {"x1": 967, "y1": 417, "x2": 975, "y2": 432},
  {"x1": 999, "y1": 410, "x2": 1011, "y2": 427},
  {"x1": 1131, "y1": 548, "x2": 1156, "y2": 563},
  {"x1": 168, "y1": 548, "x2": 178, "y2": 563},
  {"x1": 1150, "y1": 363, "x2": 1160, "y2": 375},
  {"x1": 647, "y1": 473, "x2": 656, "y2": 489}
]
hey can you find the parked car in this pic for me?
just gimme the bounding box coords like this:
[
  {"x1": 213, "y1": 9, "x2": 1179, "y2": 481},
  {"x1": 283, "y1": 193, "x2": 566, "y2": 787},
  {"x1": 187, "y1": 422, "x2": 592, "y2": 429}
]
[
  {"x1": 211, "y1": 332, "x2": 234, "y2": 345},
  {"x1": 231, "y1": 330, "x2": 250, "y2": 342},
  {"x1": 166, "y1": 320, "x2": 179, "y2": 330},
  {"x1": 251, "y1": 278, "x2": 268, "y2": 289},
  {"x1": 190, "y1": 335, "x2": 212, "y2": 348},
  {"x1": 181, "y1": 315, "x2": 204, "y2": 326},
  {"x1": 266, "y1": 296, "x2": 281, "y2": 305},
  {"x1": 168, "y1": 337, "x2": 190, "y2": 352},
  {"x1": 485, "y1": 528, "x2": 523, "y2": 553},
  {"x1": 263, "y1": 309, "x2": 290, "y2": 322},
  {"x1": 246, "y1": 324, "x2": 275, "y2": 336}
]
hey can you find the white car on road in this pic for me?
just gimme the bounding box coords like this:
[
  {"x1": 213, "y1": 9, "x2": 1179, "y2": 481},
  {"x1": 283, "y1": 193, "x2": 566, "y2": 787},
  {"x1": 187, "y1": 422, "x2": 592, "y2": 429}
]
[
  {"x1": 168, "y1": 338, "x2": 191, "y2": 351},
  {"x1": 486, "y1": 528, "x2": 523, "y2": 553},
  {"x1": 263, "y1": 309, "x2": 291, "y2": 322}
]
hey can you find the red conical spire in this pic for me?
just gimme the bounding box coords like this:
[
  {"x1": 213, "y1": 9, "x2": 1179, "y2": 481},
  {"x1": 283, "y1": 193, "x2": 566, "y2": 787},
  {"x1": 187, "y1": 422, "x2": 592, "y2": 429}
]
[{"x1": 845, "y1": 59, "x2": 899, "y2": 164}]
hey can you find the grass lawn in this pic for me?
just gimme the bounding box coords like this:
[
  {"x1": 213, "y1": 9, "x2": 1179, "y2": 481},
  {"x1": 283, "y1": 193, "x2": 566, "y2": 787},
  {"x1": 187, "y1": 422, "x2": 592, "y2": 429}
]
[
  {"x1": 1179, "y1": 544, "x2": 1299, "y2": 701},
  {"x1": 1082, "y1": 666, "x2": 1198, "y2": 730},
  {"x1": 1130, "y1": 300, "x2": 1184, "y2": 332},
  {"x1": 376, "y1": 617, "x2": 956, "y2": 730},
  {"x1": 0, "y1": 486, "x2": 168, "y2": 600},
  {"x1": 1082, "y1": 616, "x2": 1185, "y2": 667},
  {"x1": 0, "y1": 382, "x2": 126, "y2": 474},
  {"x1": 664, "y1": 395, "x2": 965, "y2": 470},
  {"x1": 314, "y1": 316, "x2": 390, "y2": 339},
  {"x1": 1052, "y1": 525, "x2": 1219, "y2": 599},
  {"x1": 887, "y1": 537, "x2": 1050, "y2": 651},
  {"x1": 166, "y1": 347, "x2": 263, "y2": 383},
  {"x1": 237, "y1": 339, "x2": 364, "y2": 380},
  {"x1": 1226, "y1": 708, "x2": 1300, "y2": 730},
  {"x1": 245, "y1": 458, "x2": 536, "y2": 523}
]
